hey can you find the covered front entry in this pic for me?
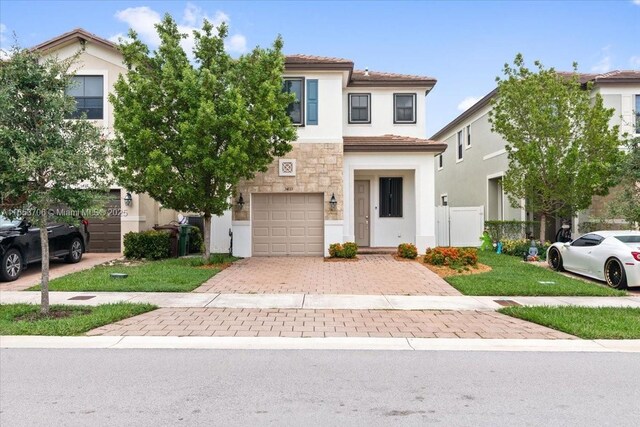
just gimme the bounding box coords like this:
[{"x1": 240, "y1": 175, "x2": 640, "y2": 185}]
[{"x1": 252, "y1": 193, "x2": 324, "y2": 256}]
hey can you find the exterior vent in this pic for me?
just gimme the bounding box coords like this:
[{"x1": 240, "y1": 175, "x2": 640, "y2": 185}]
[{"x1": 279, "y1": 159, "x2": 296, "y2": 177}]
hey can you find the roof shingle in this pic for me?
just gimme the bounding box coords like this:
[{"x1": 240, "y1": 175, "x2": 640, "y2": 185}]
[{"x1": 343, "y1": 134, "x2": 446, "y2": 153}]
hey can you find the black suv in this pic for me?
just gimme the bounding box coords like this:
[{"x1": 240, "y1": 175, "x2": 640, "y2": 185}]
[{"x1": 0, "y1": 215, "x2": 88, "y2": 281}]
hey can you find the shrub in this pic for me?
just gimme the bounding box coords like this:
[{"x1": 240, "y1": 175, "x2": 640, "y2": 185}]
[
  {"x1": 397, "y1": 243, "x2": 418, "y2": 259},
  {"x1": 423, "y1": 247, "x2": 478, "y2": 267},
  {"x1": 187, "y1": 226, "x2": 204, "y2": 254},
  {"x1": 328, "y1": 242, "x2": 358, "y2": 259},
  {"x1": 329, "y1": 243, "x2": 343, "y2": 258},
  {"x1": 342, "y1": 242, "x2": 358, "y2": 258},
  {"x1": 485, "y1": 220, "x2": 537, "y2": 241},
  {"x1": 123, "y1": 230, "x2": 171, "y2": 260},
  {"x1": 500, "y1": 239, "x2": 551, "y2": 260}
]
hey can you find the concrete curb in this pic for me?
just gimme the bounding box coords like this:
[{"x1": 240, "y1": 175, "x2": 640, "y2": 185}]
[
  {"x1": 2, "y1": 335, "x2": 639, "y2": 352},
  {"x1": 1, "y1": 291, "x2": 639, "y2": 311}
]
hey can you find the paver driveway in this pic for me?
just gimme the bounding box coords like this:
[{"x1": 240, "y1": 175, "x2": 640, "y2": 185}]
[
  {"x1": 194, "y1": 255, "x2": 461, "y2": 296},
  {"x1": 87, "y1": 308, "x2": 574, "y2": 339}
]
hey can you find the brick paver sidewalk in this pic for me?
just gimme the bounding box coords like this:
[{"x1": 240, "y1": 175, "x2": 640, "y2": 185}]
[
  {"x1": 87, "y1": 308, "x2": 573, "y2": 339},
  {"x1": 194, "y1": 255, "x2": 461, "y2": 296}
]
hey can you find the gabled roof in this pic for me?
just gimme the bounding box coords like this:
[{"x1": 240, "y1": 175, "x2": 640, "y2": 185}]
[
  {"x1": 430, "y1": 69, "x2": 640, "y2": 140},
  {"x1": 32, "y1": 28, "x2": 118, "y2": 53},
  {"x1": 343, "y1": 135, "x2": 446, "y2": 153},
  {"x1": 285, "y1": 54, "x2": 437, "y2": 88},
  {"x1": 350, "y1": 70, "x2": 436, "y2": 88}
]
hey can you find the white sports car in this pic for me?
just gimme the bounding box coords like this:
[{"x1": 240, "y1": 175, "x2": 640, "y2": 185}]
[{"x1": 547, "y1": 230, "x2": 640, "y2": 289}]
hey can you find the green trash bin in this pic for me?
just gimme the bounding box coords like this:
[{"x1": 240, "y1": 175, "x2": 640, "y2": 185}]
[{"x1": 178, "y1": 224, "x2": 191, "y2": 256}]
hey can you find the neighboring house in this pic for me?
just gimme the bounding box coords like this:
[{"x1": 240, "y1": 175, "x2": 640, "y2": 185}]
[
  {"x1": 33, "y1": 29, "x2": 179, "y2": 253},
  {"x1": 33, "y1": 29, "x2": 446, "y2": 256},
  {"x1": 217, "y1": 55, "x2": 445, "y2": 257},
  {"x1": 431, "y1": 70, "x2": 640, "y2": 240}
]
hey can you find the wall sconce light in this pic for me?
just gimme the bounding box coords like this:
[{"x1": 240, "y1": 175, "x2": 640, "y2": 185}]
[
  {"x1": 329, "y1": 193, "x2": 337, "y2": 210},
  {"x1": 123, "y1": 192, "x2": 133, "y2": 207},
  {"x1": 237, "y1": 193, "x2": 245, "y2": 210}
]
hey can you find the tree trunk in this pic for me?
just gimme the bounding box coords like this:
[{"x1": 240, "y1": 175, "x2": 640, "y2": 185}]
[
  {"x1": 203, "y1": 212, "x2": 212, "y2": 262},
  {"x1": 39, "y1": 222, "x2": 50, "y2": 315},
  {"x1": 539, "y1": 213, "x2": 546, "y2": 243}
]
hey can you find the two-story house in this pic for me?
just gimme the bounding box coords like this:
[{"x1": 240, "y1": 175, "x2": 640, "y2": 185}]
[
  {"x1": 216, "y1": 55, "x2": 446, "y2": 257},
  {"x1": 431, "y1": 71, "x2": 640, "y2": 241},
  {"x1": 34, "y1": 29, "x2": 181, "y2": 253},
  {"x1": 33, "y1": 29, "x2": 446, "y2": 256}
]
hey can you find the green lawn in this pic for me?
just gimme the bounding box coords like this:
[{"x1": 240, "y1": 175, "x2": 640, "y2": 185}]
[
  {"x1": 446, "y1": 251, "x2": 626, "y2": 296},
  {"x1": 28, "y1": 255, "x2": 237, "y2": 292},
  {"x1": 0, "y1": 303, "x2": 156, "y2": 335},
  {"x1": 499, "y1": 306, "x2": 640, "y2": 339}
]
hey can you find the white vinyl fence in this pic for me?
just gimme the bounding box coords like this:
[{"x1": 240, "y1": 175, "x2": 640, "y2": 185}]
[{"x1": 436, "y1": 206, "x2": 485, "y2": 247}]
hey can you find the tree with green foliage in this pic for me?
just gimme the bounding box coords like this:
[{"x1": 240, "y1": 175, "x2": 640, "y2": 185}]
[
  {"x1": 489, "y1": 54, "x2": 624, "y2": 241},
  {"x1": 0, "y1": 46, "x2": 110, "y2": 314},
  {"x1": 609, "y1": 137, "x2": 640, "y2": 227},
  {"x1": 110, "y1": 15, "x2": 296, "y2": 259}
]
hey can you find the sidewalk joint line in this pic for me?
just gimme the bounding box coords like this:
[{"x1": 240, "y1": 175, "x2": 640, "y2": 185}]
[
  {"x1": 107, "y1": 336, "x2": 125, "y2": 348},
  {"x1": 405, "y1": 338, "x2": 416, "y2": 351},
  {"x1": 301, "y1": 293, "x2": 306, "y2": 309}
]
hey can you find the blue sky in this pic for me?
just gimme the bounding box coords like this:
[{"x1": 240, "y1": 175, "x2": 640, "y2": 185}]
[{"x1": 1, "y1": 0, "x2": 639, "y2": 136}]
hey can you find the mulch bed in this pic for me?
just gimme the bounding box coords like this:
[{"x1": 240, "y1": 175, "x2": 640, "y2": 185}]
[
  {"x1": 416, "y1": 256, "x2": 492, "y2": 278},
  {"x1": 197, "y1": 263, "x2": 233, "y2": 270},
  {"x1": 324, "y1": 257, "x2": 359, "y2": 262}
]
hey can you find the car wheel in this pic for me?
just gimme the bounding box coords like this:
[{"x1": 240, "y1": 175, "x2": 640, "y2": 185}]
[
  {"x1": 65, "y1": 238, "x2": 83, "y2": 264},
  {"x1": 604, "y1": 258, "x2": 627, "y2": 290},
  {"x1": 1, "y1": 249, "x2": 23, "y2": 282},
  {"x1": 548, "y1": 248, "x2": 564, "y2": 272}
]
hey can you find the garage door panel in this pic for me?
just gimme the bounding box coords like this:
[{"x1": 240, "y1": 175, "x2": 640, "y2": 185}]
[
  {"x1": 87, "y1": 189, "x2": 121, "y2": 253},
  {"x1": 271, "y1": 211, "x2": 288, "y2": 221},
  {"x1": 252, "y1": 193, "x2": 323, "y2": 256},
  {"x1": 307, "y1": 227, "x2": 324, "y2": 237}
]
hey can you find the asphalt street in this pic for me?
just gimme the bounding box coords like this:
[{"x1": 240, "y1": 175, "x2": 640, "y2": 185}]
[{"x1": 1, "y1": 349, "x2": 639, "y2": 426}]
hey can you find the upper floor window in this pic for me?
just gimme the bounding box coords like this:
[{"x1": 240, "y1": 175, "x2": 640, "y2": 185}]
[
  {"x1": 283, "y1": 78, "x2": 304, "y2": 125},
  {"x1": 466, "y1": 125, "x2": 471, "y2": 146},
  {"x1": 635, "y1": 95, "x2": 639, "y2": 134},
  {"x1": 349, "y1": 93, "x2": 371, "y2": 124},
  {"x1": 66, "y1": 75, "x2": 103, "y2": 119},
  {"x1": 457, "y1": 130, "x2": 463, "y2": 161},
  {"x1": 394, "y1": 93, "x2": 416, "y2": 124},
  {"x1": 438, "y1": 153, "x2": 443, "y2": 169}
]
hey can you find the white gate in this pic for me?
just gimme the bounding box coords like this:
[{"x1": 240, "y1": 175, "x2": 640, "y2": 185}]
[{"x1": 436, "y1": 206, "x2": 484, "y2": 247}]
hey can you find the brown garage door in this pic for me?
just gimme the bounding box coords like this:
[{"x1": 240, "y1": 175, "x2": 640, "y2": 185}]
[
  {"x1": 252, "y1": 193, "x2": 324, "y2": 256},
  {"x1": 87, "y1": 189, "x2": 122, "y2": 252}
]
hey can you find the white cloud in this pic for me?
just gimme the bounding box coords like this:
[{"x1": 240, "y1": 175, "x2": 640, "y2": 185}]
[
  {"x1": 591, "y1": 46, "x2": 612, "y2": 73},
  {"x1": 633, "y1": 0, "x2": 640, "y2": 5},
  {"x1": 110, "y1": 3, "x2": 246, "y2": 55},
  {"x1": 0, "y1": 23, "x2": 10, "y2": 59},
  {"x1": 630, "y1": 55, "x2": 640, "y2": 68},
  {"x1": 225, "y1": 34, "x2": 247, "y2": 54},
  {"x1": 457, "y1": 96, "x2": 480, "y2": 112}
]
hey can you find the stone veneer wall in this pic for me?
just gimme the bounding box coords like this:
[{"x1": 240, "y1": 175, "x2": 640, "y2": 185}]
[{"x1": 233, "y1": 142, "x2": 343, "y2": 221}]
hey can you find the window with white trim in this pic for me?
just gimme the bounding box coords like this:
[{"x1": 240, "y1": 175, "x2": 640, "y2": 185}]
[
  {"x1": 635, "y1": 94, "x2": 640, "y2": 134},
  {"x1": 66, "y1": 75, "x2": 104, "y2": 119},
  {"x1": 438, "y1": 154, "x2": 443, "y2": 170},
  {"x1": 466, "y1": 125, "x2": 471, "y2": 147},
  {"x1": 457, "y1": 130, "x2": 463, "y2": 161}
]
